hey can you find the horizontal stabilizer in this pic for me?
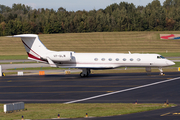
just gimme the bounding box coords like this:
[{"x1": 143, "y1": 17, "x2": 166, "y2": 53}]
[
  {"x1": 12, "y1": 34, "x2": 38, "y2": 38},
  {"x1": 47, "y1": 57, "x2": 57, "y2": 67}
]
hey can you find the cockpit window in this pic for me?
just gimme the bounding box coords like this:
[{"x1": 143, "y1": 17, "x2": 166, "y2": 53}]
[{"x1": 157, "y1": 56, "x2": 165, "y2": 59}]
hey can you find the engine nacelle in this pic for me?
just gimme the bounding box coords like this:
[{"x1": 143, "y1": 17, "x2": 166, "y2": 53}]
[{"x1": 45, "y1": 51, "x2": 73, "y2": 62}]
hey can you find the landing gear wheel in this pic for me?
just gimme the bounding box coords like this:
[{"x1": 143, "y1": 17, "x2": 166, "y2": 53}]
[
  {"x1": 80, "y1": 72, "x2": 89, "y2": 77},
  {"x1": 160, "y1": 72, "x2": 165, "y2": 76},
  {"x1": 80, "y1": 72, "x2": 85, "y2": 77},
  {"x1": 80, "y1": 69, "x2": 91, "y2": 77}
]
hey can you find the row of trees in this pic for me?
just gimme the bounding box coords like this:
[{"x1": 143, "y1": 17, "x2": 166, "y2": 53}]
[{"x1": 0, "y1": 0, "x2": 180, "y2": 36}]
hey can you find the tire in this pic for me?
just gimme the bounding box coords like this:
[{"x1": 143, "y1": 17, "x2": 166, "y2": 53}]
[{"x1": 80, "y1": 72, "x2": 84, "y2": 77}]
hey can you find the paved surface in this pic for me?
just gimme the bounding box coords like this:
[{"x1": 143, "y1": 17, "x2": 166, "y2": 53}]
[
  {"x1": 0, "y1": 62, "x2": 80, "y2": 75},
  {"x1": 0, "y1": 72, "x2": 180, "y2": 103},
  {"x1": 0, "y1": 60, "x2": 33, "y2": 63},
  {"x1": 1, "y1": 63, "x2": 50, "y2": 70},
  {"x1": 1, "y1": 72, "x2": 180, "y2": 120}
]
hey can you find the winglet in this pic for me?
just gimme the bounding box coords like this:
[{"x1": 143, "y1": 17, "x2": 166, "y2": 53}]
[{"x1": 47, "y1": 57, "x2": 57, "y2": 67}]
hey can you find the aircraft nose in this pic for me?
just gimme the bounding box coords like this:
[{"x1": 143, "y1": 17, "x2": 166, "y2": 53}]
[{"x1": 167, "y1": 60, "x2": 175, "y2": 66}]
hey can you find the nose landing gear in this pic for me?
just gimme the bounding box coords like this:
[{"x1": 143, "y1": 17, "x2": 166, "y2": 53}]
[
  {"x1": 159, "y1": 67, "x2": 165, "y2": 76},
  {"x1": 146, "y1": 67, "x2": 165, "y2": 76}
]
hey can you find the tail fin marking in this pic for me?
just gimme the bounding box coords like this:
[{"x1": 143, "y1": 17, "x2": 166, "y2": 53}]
[{"x1": 21, "y1": 40, "x2": 43, "y2": 61}]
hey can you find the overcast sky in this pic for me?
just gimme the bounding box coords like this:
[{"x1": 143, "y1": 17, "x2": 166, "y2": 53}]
[{"x1": 1, "y1": 0, "x2": 166, "y2": 11}]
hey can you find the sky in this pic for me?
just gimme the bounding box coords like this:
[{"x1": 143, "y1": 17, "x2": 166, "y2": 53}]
[{"x1": 1, "y1": 0, "x2": 166, "y2": 11}]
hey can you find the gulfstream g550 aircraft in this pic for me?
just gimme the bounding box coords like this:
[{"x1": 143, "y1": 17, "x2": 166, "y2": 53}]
[{"x1": 11, "y1": 34, "x2": 175, "y2": 77}]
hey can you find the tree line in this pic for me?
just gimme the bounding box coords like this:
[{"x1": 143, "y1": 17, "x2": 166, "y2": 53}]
[{"x1": 0, "y1": 0, "x2": 180, "y2": 36}]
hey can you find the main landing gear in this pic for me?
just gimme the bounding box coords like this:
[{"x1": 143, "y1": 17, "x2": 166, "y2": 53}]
[{"x1": 80, "y1": 68, "x2": 91, "y2": 77}]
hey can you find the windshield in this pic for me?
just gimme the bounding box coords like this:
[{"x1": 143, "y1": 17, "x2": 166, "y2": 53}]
[{"x1": 157, "y1": 56, "x2": 166, "y2": 59}]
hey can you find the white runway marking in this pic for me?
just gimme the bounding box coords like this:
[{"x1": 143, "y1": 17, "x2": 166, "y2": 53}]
[{"x1": 64, "y1": 77, "x2": 180, "y2": 104}]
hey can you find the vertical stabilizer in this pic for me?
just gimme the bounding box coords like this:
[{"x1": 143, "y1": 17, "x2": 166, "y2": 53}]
[{"x1": 13, "y1": 34, "x2": 49, "y2": 62}]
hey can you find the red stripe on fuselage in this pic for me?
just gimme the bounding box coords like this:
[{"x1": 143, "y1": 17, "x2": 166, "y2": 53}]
[
  {"x1": 27, "y1": 52, "x2": 43, "y2": 61},
  {"x1": 21, "y1": 40, "x2": 45, "y2": 61}
]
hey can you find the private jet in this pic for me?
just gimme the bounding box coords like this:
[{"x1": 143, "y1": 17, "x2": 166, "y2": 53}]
[{"x1": 10, "y1": 34, "x2": 175, "y2": 77}]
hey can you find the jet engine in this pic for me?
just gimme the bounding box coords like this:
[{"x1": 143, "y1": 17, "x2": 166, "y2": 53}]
[{"x1": 44, "y1": 51, "x2": 74, "y2": 62}]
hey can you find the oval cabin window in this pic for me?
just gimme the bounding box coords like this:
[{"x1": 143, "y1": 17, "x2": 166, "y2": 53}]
[
  {"x1": 137, "y1": 58, "x2": 141, "y2": 61},
  {"x1": 101, "y1": 58, "x2": 105, "y2": 61},
  {"x1": 123, "y1": 58, "x2": 126, "y2": 61},
  {"x1": 94, "y1": 58, "x2": 98, "y2": 61}
]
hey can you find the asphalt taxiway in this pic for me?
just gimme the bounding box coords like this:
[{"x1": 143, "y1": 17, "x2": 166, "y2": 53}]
[
  {"x1": 0, "y1": 72, "x2": 180, "y2": 103},
  {"x1": 1, "y1": 72, "x2": 180, "y2": 120}
]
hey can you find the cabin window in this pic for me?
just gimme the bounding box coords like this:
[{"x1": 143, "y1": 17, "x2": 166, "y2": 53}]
[
  {"x1": 109, "y1": 58, "x2": 112, "y2": 61},
  {"x1": 123, "y1": 58, "x2": 126, "y2": 61},
  {"x1": 101, "y1": 58, "x2": 105, "y2": 61},
  {"x1": 94, "y1": 58, "x2": 98, "y2": 61},
  {"x1": 137, "y1": 58, "x2": 141, "y2": 61},
  {"x1": 130, "y1": 58, "x2": 133, "y2": 61},
  {"x1": 116, "y1": 58, "x2": 119, "y2": 61}
]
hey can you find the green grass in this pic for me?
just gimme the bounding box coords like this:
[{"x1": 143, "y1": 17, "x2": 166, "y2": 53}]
[
  {"x1": 0, "y1": 55, "x2": 27, "y2": 60},
  {"x1": 3, "y1": 72, "x2": 19, "y2": 75},
  {"x1": 0, "y1": 103, "x2": 175, "y2": 120},
  {"x1": 158, "y1": 53, "x2": 180, "y2": 57},
  {"x1": 1, "y1": 31, "x2": 180, "y2": 57},
  {"x1": 172, "y1": 62, "x2": 180, "y2": 67}
]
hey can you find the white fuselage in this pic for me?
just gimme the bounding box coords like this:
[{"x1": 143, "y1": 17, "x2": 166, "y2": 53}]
[{"x1": 48, "y1": 52, "x2": 175, "y2": 69}]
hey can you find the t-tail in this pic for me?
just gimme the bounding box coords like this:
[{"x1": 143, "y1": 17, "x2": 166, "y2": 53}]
[
  {"x1": 13, "y1": 34, "x2": 49, "y2": 62},
  {"x1": 12, "y1": 34, "x2": 73, "y2": 67}
]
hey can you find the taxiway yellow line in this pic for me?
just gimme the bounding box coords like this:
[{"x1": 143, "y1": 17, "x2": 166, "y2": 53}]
[{"x1": 160, "y1": 112, "x2": 171, "y2": 116}]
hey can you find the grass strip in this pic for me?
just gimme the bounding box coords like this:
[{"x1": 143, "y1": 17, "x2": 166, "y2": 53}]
[
  {"x1": 1, "y1": 32, "x2": 180, "y2": 57},
  {"x1": 0, "y1": 103, "x2": 175, "y2": 119},
  {"x1": 0, "y1": 55, "x2": 27, "y2": 60},
  {"x1": 158, "y1": 53, "x2": 180, "y2": 57}
]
